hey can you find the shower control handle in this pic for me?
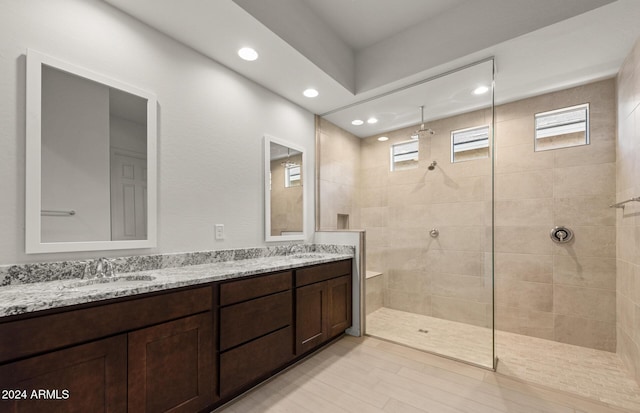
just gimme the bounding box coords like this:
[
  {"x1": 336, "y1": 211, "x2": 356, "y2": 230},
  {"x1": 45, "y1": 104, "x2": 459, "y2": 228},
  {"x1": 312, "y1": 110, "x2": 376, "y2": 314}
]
[
  {"x1": 429, "y1": 228, "x2": 439, "y2": 238},
  {"x1": 550, "y1": 226, "x2": 573, "y2": 244}
]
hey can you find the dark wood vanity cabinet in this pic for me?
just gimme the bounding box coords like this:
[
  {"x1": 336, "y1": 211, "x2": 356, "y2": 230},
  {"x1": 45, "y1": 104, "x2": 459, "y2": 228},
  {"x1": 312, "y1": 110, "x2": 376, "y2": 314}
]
[
  {"x1": 128, "y1": 312, "x2": 214, "y2": 413},
  {"x1": 0, "y1": 258, "x2": 352, "y2": 412},
  {"x1": 218, "y1": 271, "x2": 294, "y2": 398},
  {"x1": 0, "y1": 335, "x2": 127, "y2": 413},
  {"x1": 0, "y1": 287, "x2": 214, "y2": 413},
  {"x1": 295, "y1": 260, "x2": 352, "y2": 355}
]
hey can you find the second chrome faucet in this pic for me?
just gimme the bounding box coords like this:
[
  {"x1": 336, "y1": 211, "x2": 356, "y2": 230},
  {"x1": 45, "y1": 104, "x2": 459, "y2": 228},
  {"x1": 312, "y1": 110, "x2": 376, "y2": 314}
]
[{"x1": 83, "y1": 257, "x2": 115, "y2": 279}]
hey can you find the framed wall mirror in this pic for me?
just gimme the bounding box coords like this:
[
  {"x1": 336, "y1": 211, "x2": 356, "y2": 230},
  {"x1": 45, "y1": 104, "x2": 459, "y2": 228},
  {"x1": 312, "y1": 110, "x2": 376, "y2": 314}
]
[
  {"x1": 25, "y1": 49, "x2": 157, "y2": 253},
  {"x1": 264, "y1": 135, "x2": 306, "y2": 242}
]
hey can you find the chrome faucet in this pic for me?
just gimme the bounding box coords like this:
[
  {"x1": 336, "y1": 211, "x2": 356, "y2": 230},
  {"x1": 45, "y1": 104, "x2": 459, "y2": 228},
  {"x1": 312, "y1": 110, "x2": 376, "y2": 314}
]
[{"x1": 83, "y1": 257, "x2": 115, "y2": 279}]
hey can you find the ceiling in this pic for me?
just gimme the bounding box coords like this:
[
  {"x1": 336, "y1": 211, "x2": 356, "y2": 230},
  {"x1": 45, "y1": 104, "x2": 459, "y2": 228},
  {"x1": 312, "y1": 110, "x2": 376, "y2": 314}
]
[{"x1": 104, "y1": 0, "x2": 640, "y2": 137}]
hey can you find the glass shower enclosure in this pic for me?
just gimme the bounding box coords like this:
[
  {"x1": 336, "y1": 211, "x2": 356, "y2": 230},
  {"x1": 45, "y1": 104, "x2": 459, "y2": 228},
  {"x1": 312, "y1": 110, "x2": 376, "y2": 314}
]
[{"x1": 317, "y1": 59, "x2": 496, "y2": 369}]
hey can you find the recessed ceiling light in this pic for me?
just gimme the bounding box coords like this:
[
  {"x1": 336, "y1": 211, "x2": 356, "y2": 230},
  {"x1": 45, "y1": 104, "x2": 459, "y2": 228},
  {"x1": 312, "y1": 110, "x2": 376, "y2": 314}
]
[
  {"x1": 473, "y1": 85, "x2": 489, "y2": 95},
  {"x1": 303, "y1": 88, "x2": 319, "y2": 98},
  {"x1": 367, "y1": 117, "x2": 378, "y2": 124},
  {"x1": 352, "y1": 119, "x2": 364, "y2": 126},
  {"x1": 377, "y1": 136, "x2": 389, "y2": 142},
  {"x1": 238, "y1": 47, "x2": 258, "y2": 61}
]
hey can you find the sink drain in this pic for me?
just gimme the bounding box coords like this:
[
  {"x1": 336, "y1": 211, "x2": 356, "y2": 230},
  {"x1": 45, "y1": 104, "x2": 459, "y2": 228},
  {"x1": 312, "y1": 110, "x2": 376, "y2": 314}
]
[{"x1": 418, "y1": 329, "x2": 429, "y2": 334}]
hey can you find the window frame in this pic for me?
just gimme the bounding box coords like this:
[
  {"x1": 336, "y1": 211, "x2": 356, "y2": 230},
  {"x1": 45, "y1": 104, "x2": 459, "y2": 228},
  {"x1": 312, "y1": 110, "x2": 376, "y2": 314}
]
[
  {"x1": 390, "y1": 140, "x2": 419, "y2": 171},
  {"x1": 450, "y1": 125, "x2": 490, "y2": 163},
  {"x1": 534, "y1": 103, "x2": 590, "y2": 152},
  {"x1": 285, "y1": 164, "x2": 301, "y2": 188}
]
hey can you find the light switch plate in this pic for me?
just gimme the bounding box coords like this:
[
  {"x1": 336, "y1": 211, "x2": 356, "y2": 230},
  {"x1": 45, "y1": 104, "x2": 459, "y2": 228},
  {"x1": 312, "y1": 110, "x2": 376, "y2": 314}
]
[{"x1": 215, "y1": 224, "x2": 224, "y2": 240}]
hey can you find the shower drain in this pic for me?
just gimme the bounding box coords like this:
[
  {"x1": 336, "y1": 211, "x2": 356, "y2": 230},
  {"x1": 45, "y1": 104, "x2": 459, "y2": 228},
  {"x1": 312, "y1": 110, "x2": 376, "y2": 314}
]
[{"x1": 418, "y1": 329, "x2": 429, "y2": 334}]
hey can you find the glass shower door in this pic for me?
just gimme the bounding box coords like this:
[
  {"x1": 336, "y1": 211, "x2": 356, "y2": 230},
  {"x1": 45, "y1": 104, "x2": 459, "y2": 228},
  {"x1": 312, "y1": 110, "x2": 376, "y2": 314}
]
[{"x1": 317, "y1": 59, "x2": 496, "y2": 369}]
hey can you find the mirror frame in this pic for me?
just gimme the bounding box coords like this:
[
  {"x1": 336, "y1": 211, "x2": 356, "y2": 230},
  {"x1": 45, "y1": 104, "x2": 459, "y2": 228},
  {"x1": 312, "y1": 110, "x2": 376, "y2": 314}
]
[
  {"x1": 264, "y1": 135, "x2": 306, "y2": 242},
  {"x1": 25, "y1": 49, "x2": 158, "y2": 253}
]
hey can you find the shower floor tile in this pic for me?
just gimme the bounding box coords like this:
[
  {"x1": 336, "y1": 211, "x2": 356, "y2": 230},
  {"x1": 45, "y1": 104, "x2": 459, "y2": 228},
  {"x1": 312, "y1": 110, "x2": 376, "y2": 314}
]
[{"x1": 367, "y1": 307, "x2": 640, "y2": 412}]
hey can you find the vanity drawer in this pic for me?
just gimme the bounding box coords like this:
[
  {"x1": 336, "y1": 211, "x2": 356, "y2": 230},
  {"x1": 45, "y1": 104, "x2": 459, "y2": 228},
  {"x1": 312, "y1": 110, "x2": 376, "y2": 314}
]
[
  {"x1": 219, "y1": 326, "x2": 293, "y2": 397},
  {"x1": 0, "y1": 286, "x2": 212, "y2": 363},
  {"x1": 219, "y1": 290, "x2": 292, "y2": 351},
  {"x1": 295, "y1": 259, "x2": 352, "y2": 287},
  {"x1": 219, "y1": 271, "x2": 292, "y2": 306}
]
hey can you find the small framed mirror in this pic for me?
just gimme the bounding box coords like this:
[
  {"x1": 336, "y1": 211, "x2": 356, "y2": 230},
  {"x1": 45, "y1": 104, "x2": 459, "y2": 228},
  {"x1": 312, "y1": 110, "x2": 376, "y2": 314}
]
[
  {"x1": 25, "y1": 49, "x2": 158, "y2": 253},
  {"x1": 264, "y1": 135, "x2": 306, "y2": 242}
]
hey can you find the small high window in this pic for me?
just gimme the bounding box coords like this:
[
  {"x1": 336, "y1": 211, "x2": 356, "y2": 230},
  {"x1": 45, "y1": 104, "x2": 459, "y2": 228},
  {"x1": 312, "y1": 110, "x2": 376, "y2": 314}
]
[
  {"x1": 451, "y1": 125, "x2": 490, "y2": 163},
  {"x1": 534, "y1": 103, "x2": 589, "y2": 151},
  {"x1": 285, "y1": 164, "x2": 301, "y2": 187},
  {"x1": 390, "y1": 140, "x2": 419, "y2": 171}
]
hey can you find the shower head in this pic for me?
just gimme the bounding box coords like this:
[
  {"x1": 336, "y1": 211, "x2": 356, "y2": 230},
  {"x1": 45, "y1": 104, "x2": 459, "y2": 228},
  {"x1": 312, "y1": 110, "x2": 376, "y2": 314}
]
[
  {"x1": 428, "y1": 161, "x2": 437, "y2": 170},
  {"x1": 410, "y1": 106, "x2": 435, "y2": 139}
]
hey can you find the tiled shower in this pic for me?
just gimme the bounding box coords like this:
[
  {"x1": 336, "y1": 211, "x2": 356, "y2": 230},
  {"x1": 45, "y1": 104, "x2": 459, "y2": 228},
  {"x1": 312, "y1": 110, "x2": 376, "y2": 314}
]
[{"x1": 318, "y1": 44, "x2": 640, "y2": 406}]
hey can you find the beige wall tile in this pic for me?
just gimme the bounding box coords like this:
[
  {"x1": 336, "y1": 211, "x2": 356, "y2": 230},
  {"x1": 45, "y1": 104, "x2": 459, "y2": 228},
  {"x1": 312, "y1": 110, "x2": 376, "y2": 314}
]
[
  {"x1": 635, "y1": 304, "x2": 640, "y2": 344},
  {"x1": 386, "y1": 269, "x2": 430, "y2": 294},
  {"x1": 554, "y1": 285, "x2": 616, "y2": 323},
  {"x1": 426, "y1": 250, "x2": 484, "y2": 277},
  {"x1": 430, "y1": 175, "x2": 486, "y2": 203},
  {"x1": 431, "y1": 201, "x2": 485, "y2": 227},
  {"x1": 431, "y1": 273, "x2": 492, "y2": 303},
  {"x1": 386, "y1": 182, "x2": 431, "y2": 207},
  {"x1": 554, "y1": 195, "x2": 615, "y2": 227},
  {"x1": 494, "y1": 226, "x2": 553, "y2": 255},
  {"x1": 388, "y1": 204, "x2": 431, "y2": 228},
  {"x1": 366, "y1": 276, "x2": 384, "y2": 315},
  {"x1": 386, "y1": 247, "x2": 427, "y2": 272},
  {"x1": 555, "y1": 315, "x2": 616, "y2": 352},
  {"x1": 617, "y1": 327, "x2": 638, "y2": 378},
  {"x1": 495, "y1": 199, "x2": 553, "y2": 227},
  {"x1": 360, "y1": 166, "x2": 388, "y2": 189},
  {"x1": 384, "y1": 289, "x2": 431, "y2": 316},
  {"x1": 431, "y1": 296, "x2": 491, "y2": 327},
  {"x1": 618, "y1": 295, "x2": 635, "y2": 336},
  {"x1": 553, "y1": 226, "x2": 615, "y2": 258},
  {"x1": 359, "y1": 186, "x2": 388, "y2": 208},
  {"x1": 553, "y1": 256, "x2": 616, "y2": 290},
  {"x1": 553, "y1": 163, "x2": 616, "y2": 198},
  {"x1": 495, "y1": 306, "x2": 554, "y2": 340},
  {"x1": 360, "y1": 207, "x2": 389, "y2": 228},
  {"x1": 496, "y1": 279, "x2": 553, "y2": 312},
  {"x1": 634, "y1": 265, "x2": 640, "y2": 304},
  {"x1": 495, "y1": 253, "x2": 553, "y2": 283},
  {"x1": 553, "y1": 141, "x2": 615, "y2": 169},
  {"x1": 495, "y1": 117, "x2": 534, "y2": 148},
  {"x1": 495, "y1": 143, "x2": 554, "y2": 174},
  {"x1": 426, "y1": 226, "x2": 484, "y2": 252},
  {"x1": 365, "y1": 227, "x2": 388, "y2": 248},
  {"x1": 495, "y1": 170, "x2": 553, "y2": 200}
]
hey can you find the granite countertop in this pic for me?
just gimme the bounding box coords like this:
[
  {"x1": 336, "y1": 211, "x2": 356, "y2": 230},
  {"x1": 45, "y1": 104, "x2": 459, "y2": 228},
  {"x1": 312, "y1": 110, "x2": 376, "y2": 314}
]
[{"x1": 0, "y1": 252, "x2": 353, "y2": 318}]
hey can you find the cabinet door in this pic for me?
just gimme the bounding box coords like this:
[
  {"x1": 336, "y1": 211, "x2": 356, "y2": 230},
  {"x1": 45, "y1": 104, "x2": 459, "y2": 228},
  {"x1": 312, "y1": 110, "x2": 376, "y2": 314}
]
[
  {"x1": 128, "y1": 312, "x2": 214, "y2": 413},
  {"x1": 0, "y1": 335, "x2": 126, "y2": 413},
  {"x1": 295, "y1": 281, "x2": 328, "y2": 355},
  {"x1": 327, "y1": 275, "x2": 352, "y2": 338}
]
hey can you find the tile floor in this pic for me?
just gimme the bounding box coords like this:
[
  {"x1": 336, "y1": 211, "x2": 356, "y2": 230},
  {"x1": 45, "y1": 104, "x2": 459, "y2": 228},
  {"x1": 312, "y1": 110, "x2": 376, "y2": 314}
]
[
  {"x1": 366, "y1": 307, "x2": 640, "y2": 412},
  {"x1": 218, "y1": 335, "x2": 637, "y2": 413}
]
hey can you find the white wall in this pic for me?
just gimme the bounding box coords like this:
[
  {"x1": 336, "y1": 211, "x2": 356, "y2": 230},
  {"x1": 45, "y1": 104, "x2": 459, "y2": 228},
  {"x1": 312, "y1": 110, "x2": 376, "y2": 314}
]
[{"x1": 0, "y1": 0, "x2": 315, "y2": 264}]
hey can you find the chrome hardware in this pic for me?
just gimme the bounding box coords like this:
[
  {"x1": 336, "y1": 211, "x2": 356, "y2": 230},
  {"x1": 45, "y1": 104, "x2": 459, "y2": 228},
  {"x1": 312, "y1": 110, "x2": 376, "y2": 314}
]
[
  {"x1": 83, "y1": 257, "x2": 115, "y2": 279},
  {"x1": 550, "y1": 226, "x2": 573, "y2": 244},
  {"x1": 429, "y1": 228, "x2": 439, "y2": 238},
  {"x1": 41, "y1": 209, "x2": 76, "y2": 216},
  {"x1": 609, "y1": 197, "x2": 640, "y2": 209}
]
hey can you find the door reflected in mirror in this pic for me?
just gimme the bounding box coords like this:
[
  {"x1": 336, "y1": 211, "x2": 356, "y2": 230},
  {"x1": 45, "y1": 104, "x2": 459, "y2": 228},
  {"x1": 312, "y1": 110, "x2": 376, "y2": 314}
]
[
  {"x1": 264, "y1": 136, "x2": 305, "y2": 242},
  {"x1": 26, "y1": 50, "x2": 157, "y2": 253}
]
